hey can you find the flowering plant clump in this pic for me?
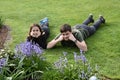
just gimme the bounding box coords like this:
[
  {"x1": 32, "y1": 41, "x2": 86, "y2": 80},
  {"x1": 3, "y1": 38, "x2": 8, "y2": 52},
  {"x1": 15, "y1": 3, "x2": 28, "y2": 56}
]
[
  {"x1": 0, "y1": 42, "x2": 101, "y2": 80},
  {"x1": 0, "y1": 42, "x2": 51, "y2": 80},
  {"x1": 44, "y1": 50, "x2": 100, "y2": 80},
  {"x1": 0, "y1": 58, "x2": 7, "y2": 68},
  {"x1": 15, "y1": 41, "x2": 43, "y2": 56}
]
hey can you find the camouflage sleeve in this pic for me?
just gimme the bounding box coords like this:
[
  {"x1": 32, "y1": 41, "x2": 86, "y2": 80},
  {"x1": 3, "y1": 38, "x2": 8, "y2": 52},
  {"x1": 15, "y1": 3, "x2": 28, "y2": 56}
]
[{"x1": 73, "y1": 31, "x2": 84, "y2": 42}]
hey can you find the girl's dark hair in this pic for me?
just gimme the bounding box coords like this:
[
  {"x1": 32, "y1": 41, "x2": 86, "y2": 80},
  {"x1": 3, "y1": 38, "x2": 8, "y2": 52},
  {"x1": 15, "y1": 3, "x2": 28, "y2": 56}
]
[
  {"x1": 28, "y1": 24, "x2": 43, "y2": 36},
  {"x1": 27, "y1": 24, "x2": 43, "y2": 41},
  {"x1": 60, "y1": 24, "x2": 72, "y2": 33}
]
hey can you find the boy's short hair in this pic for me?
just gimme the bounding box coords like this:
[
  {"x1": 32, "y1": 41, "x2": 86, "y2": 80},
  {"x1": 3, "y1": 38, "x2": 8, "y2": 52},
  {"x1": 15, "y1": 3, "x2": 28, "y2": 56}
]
[{"x1": 60, "y1": 24, "x2": 72, "y2": 33}]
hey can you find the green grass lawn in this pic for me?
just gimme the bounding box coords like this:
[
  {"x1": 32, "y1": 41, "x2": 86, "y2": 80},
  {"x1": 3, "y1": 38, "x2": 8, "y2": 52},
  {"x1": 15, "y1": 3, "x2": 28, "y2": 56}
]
[{"x1": 0, "y1": 0, "x2": 120, "y2": 79}]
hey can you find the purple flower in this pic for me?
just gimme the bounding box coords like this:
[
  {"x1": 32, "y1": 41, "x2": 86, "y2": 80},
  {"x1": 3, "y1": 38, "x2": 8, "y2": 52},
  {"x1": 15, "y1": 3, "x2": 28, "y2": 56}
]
[
  {"x1": 63, "y1": 52, "x2": 67, "y2": 56},
  {"x1": 81, "y1": 71, "x2": 85, "y2": 79},
  {"x1": 73, "y1": 51, "x2": 87, "y2": 63},
  {"x1": 80, "y1": 49, "x2": 85, "y2": 55},
  {"x1": 74, "y1": 52, "x2": 82, "y2": 63},
  {"x1": 80, "y1": 49, "x2": 83, "y2": 54},
  {"x1": 0, "y1": 58, "x2": 6, "y2": 68},
  {"x1": 95, "y1": 64, "x2": 99, "y2": 72},
  {"x1": 31, "y1": 43, "x2": 43, "y2": 54},
  {"x1": 54, "y1": 57, "x2": 63, "y2": 69},
  {"x1": 54, "y1": 61, "x2": 61, "y2": 69},
  {"x1": 74, "y1": 52, "x2": 79, "y2": 62},
  {"x1": 63, "y1": 57, "x2": 68, "y2": 67},
  {"x1": 88, "y1": 63, "x2": 92, "y2": 73},
  {"x1": 80, "y1": 54, "x2": 87, "y2": 63},
  {"x1": 80, "y1": 50, "x2": 87, "y2": 63},
  {"x1": 54, "y1": 56, "x2": 68, "y2": 70},
  {"x1": 15, "y1": 41, "x2": 43, "y2": 57}
]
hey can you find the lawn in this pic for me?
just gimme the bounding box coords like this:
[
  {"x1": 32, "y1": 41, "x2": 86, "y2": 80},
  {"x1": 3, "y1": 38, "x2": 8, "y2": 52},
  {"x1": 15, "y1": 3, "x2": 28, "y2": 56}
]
[{"x1": 0, "y1": 0, "x2": 120, "y2": 79}]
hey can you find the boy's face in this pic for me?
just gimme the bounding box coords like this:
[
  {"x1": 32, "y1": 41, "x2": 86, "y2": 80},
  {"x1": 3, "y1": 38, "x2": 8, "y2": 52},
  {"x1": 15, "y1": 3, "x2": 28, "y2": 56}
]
[
  {"x1": 61, "y1": 31, "x2": 71, "y2": 41},
  {"x1": 30, "y1": 26, "x2": 41, "y2": 38}
]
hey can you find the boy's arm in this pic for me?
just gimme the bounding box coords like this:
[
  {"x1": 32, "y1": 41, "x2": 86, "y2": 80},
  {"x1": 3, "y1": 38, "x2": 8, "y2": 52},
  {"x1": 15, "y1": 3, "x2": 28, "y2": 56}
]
[
  {"x1": 74, "y1": 40, "x2": 88, "y2": 51},
  {"x1": 69, "y1": 33, "x2": 87, "y2": 51},
  {"x1": 47, "y1": 34, "x2": 63, "y2": 49}
]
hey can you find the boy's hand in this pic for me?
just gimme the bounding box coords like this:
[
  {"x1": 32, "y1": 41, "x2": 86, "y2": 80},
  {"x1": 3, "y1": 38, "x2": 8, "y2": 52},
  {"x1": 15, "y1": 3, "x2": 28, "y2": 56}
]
[
  {"x1": 69, "y1": 33, "x2": 76, "y2": 41},
  {"x1": 57, "y1": 34, "x2": 63, "y2": 41}
]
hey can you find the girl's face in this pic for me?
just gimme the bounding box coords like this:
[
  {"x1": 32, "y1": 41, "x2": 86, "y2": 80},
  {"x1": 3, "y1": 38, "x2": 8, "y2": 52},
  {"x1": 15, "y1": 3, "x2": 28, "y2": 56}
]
[{"x1": 30, "y1": 26, "x2": 41, "y2": 38}]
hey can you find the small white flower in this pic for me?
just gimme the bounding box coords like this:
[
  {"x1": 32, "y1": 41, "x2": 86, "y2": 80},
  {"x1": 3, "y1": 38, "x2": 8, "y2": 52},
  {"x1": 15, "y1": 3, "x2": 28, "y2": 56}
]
[
  {"x1": 6, "y1": 77, "x2": 12, "y2": 80},
  {"x1": 1, "y1": 49, "x2": 5, "y2": 52},
  {"x1": 89, "y1": 76, "x2": 98, "y2": 80}
]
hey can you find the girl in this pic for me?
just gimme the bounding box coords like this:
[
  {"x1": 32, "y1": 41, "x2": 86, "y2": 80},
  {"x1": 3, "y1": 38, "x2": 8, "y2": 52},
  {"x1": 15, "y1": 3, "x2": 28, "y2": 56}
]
[{"x1": 27, "y1": 18, "x2": 50, "y2": 49}]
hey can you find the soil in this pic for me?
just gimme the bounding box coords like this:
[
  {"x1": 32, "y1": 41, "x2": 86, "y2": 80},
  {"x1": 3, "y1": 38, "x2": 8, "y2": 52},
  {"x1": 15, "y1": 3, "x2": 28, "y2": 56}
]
[{"x1": 0, "y1": 25, "x2": 11, "y2": 49}]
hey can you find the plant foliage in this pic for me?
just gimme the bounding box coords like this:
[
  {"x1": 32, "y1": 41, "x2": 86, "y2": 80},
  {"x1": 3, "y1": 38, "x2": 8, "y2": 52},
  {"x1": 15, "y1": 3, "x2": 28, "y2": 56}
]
[{"x1": 0, "y1": 16, "x2": 4, "y2": 29}]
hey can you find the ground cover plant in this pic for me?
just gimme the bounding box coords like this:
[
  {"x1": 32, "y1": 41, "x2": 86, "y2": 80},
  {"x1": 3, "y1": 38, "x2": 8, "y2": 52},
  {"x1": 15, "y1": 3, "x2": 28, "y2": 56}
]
[
  {"x1": 0, "y1": 0, "x2": 120, "y2": 79},
  {"x1": 41, "y1": 51, "x2": 101, "y2": 80},
  {"x1": 0, "y1": 47, "x2": 101, "y2": 80}
]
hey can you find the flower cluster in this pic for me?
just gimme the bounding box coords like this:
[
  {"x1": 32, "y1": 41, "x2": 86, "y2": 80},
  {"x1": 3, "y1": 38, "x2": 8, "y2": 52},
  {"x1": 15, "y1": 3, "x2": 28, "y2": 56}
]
[
  {"x1": 0, "y1": 42, "x2": 49, "y2": 80},
  {"x1": 53, "y1": 50, "x2": 99, "y2": 80},
  {"x1": 0, "y1": 58, "x2": 6, "y2": 68},
  {"x1": 54, "y1": 52, "x2": 68, "y2": 71},
  {"x1": 74, "y1": 52, "x2": 87, "y2": 63},
  {"x1": 14, "y1": 41, "x2": 43, "y2": 57},
  {"x1": 0, "y1": 48, "x2": 10, "y2": 70}
]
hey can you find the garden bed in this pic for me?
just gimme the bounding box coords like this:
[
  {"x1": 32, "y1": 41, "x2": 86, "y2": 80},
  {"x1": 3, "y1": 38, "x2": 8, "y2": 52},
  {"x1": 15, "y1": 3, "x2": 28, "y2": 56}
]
[{"x1": 0, "y1": 18, "x2": 11, "y2": 49}]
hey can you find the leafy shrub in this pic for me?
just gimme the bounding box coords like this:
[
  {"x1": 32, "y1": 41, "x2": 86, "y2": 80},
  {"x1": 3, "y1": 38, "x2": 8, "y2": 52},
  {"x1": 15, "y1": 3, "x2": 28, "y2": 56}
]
[
  {"x1": 0, "y1": 42, "x2": 100, "y2": 80},
  {"x1": 0, "y1": 42, "x2": 52, "y2": 80},
  {"x1": 42, "y1": 51, "x2": 100, "y2": 80}
]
